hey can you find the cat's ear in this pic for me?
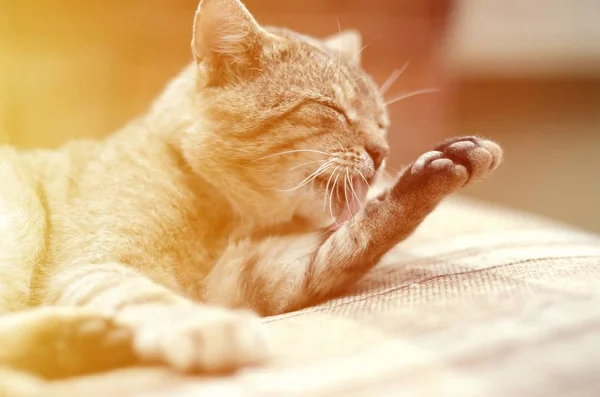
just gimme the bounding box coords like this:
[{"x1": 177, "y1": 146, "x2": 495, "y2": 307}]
[
  {"x1": 192, "y1": 0, "x2": 266, "y2": 73},
  {"x1": 323, "y1": 30, "x2": 363, "y2": 66}
]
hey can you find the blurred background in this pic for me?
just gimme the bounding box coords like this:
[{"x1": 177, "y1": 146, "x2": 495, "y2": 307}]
[{"x1": 1, "y1": 0, "x2": 599, "y2": 232}]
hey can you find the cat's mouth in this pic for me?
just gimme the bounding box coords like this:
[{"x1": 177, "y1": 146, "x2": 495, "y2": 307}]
[{"x1": 329, "y1": 176, "x2": 369, "y2": 230}]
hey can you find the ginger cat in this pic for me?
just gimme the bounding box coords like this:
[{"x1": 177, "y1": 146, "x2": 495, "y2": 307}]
[{"x1": 0, "y1": 0, "x2": 502, "y2": 390}]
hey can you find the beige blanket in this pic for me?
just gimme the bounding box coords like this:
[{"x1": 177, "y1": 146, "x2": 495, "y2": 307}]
[{"x1": 40, "y1": 197, "x2": 600, "y2": 397}]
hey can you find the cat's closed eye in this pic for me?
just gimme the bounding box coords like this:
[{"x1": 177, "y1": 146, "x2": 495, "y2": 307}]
[{"x1": 316, "y1": 101, "x2": 351, "y2": 125}]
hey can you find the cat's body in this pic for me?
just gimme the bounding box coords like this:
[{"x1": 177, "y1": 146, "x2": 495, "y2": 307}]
[
  {"x1": 0, "y1": 0, "x2": 502, "y2": 391},
  {"x1": 2, "y1": 63, "x2": 364, "y2": 315},
  {"x1": 4, "y1": 120, "x2": 214, "y2": 308}
]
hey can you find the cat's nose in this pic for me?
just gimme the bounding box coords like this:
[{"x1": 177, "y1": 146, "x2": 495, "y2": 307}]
[{"x1": 365, "y1": 143, "x2": 389, "y2": 171}]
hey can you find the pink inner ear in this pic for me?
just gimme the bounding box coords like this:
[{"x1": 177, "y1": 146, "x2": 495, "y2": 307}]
[
  {"x1": 323, "y1": 30, "x2": 363, "y2": 65},
  {"x1": 333, "y1": 177, "x2": 368, "y2": 230},
  {"x1": 192, "y1": 0, "x2": 261, "y2": 62}
]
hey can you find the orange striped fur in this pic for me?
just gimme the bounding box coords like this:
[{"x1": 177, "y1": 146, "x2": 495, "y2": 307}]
[{"x1": 0, "y1": 0, "x2": 502, "y2": 392}]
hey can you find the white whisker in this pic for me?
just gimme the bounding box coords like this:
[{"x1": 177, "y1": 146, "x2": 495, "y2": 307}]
[
  {"x1": 278, "y1": 160, "x2": 333, "y2": 192},
  {"x1": 288, "y1": 159, "x2": 328, "y2": 173},
  {"x1": 350, "y1": 42, "x2": 370, "y2": 64},
  {"x1": 384, "y1": 88, "x2": 440, "y2": 107},
  {"x1": 356, "y1": 158, "x2": 376, "y2": 173},
  {"x1": 329, "y1": 166, "x2": 341, "y2": 222},
  {"x1": 323, "y1": 164, "x2": 338, "y2": 211},
  {"x1": 356, "y1": 168, "x2": 371, "y2": 190},
  {"x1": 379, "y1": 60, "x2": 411, "y2": 96},
  {"x1": 335, "y1": 15, "x2": 342, "y2": 35},
  {"x1": 254, "y1": 149, "x2": 332, "y2": 162},
  {"x1": 335, "y1": 170, "x2": 342, "y2": 203},
  {"x1": 348, "y1": 169, "x2": 361, "y2": 207},
  {"x1": 344, "y1": 169, "x2": 352, "y2": 215}
]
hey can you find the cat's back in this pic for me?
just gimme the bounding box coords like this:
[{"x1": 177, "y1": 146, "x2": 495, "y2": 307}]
[
  {"x1": 0, "y1": 144, "x2": 51, "y2": 201},
  {"x1": 1, "y1": 139, "x2": 100, "y2": 183},
  {"x1": 2, "y1": 140, "x2": 105, "y2": 213},
  {"x1": 0, "y1": 139, "x2": 104, "y2": 258},
  {"x1": 0, "y1": 144, "x2": 54, "y2": 272}
]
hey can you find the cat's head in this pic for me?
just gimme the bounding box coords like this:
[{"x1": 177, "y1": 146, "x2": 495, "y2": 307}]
[{"x1": 180, "y1": 0, "x2": 390, "y2": 228}]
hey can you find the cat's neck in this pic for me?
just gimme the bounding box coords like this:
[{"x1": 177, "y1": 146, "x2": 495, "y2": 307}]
[
  {"x1": 131, "y1": 64, "x2": 297, "y2": 235},
  {"x1": 144, "y1": 64, "x2": 199, "y2": 140}
]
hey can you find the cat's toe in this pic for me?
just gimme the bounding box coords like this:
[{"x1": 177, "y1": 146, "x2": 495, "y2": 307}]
[
  {"x1": 435, "y1": 136, "x2": 503, "y2": 184},
  {"x1": 408, "y1": 150, "x2": 469, "y2": 189},
  {"x1": 172, "y1": 310, "x2": 269, "y2": 372},
  {"x1": 479, "y1": 139, "x2": 503, "y2": 170},
  {"x1": 132, "y1": 306, "x2": 270, "y2": 373},
  {"x1": 410, "y1": 150, "x2": 443, "y2": 174},
  {"x1": 0, "y1": 307, "x2": 136, "y2": 379}
]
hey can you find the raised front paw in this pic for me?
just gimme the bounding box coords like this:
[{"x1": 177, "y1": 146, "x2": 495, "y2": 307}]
[
  {"x1": 433, "y1": 135, "x2": 502, "y2": 182},
  {"x1": 357, "y1": 136, "x2": 502, "y2": 260},
  {"x1": 406, "y1": 136, "x2": 502, "y2": 193},
  {"x1": 124, "y1": 305, "x2": 270, "y2": 373}
]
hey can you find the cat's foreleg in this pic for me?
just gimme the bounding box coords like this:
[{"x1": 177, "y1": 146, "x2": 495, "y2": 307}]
[
  {"x1": 0, "y1": 306, "x2": 135, "y2": 380},
  {"x1": 0, "y1": 366, "x2": 47, "y2": 397},
  {"x1": 0, "y1": 155, "x2": 47, "y2": 314},
  {"x1": 44, "y1": 262, "x2": 269, "y2": 373},
  {"x1": 205, "y1": 136, "x2": 502, "y2": 315},
  {"x1": 0, "y1": 263, "x2": 269, "y2": 379},
  {"x1": 305, "y1": 136, "x2": 503, "y2": 296}
]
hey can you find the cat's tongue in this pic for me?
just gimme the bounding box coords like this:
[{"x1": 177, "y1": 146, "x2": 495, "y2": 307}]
[{"x1": 333, "y1": 177, "x2": 368, "y2": 230}]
